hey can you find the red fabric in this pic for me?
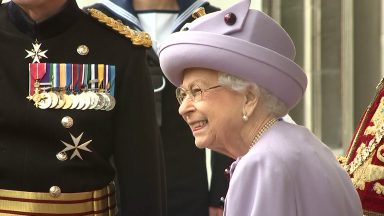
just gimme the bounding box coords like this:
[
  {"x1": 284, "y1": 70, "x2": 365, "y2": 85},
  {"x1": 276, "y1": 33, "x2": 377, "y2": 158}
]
[{"x1": 347, "y1": 84, "x2": 384, "y2": 214}]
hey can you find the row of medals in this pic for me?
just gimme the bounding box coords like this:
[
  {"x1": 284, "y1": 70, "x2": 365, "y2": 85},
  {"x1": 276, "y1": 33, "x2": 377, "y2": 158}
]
[{"x1": 28, "y1": 82, "x2": 116, "y2": 111}]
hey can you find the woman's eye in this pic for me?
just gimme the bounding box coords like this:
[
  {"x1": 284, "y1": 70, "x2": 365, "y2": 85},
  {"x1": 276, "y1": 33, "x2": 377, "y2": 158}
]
[
  {"x1": 190, "y1": 88, "x2": 202, "y2": 96},
  {"x1": 179, "y1": 92, "x2": 187, "y2": 100}
]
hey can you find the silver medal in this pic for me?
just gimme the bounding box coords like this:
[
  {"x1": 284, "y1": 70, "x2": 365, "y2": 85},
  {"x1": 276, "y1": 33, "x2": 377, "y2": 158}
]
[
  {"x1": 88, "y1": 92, "x2": 99, "y2": 110},
  {"x1": 100, "y1": 92, "x2": 111, "y2": 110},
  {"x1": 94, "y1": 93, "x2": 105, "y2": 110},
  {"x1": 105, "y1": 93, "x2": 116, "y2": 111}
]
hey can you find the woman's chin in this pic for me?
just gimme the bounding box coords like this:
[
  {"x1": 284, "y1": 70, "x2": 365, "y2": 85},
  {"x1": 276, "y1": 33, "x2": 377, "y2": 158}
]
[
  {"x1": 194, "y1": 139, "x2": 209, "y2": 149},
  {"x1": 194, "y1": 143, "x2": 206, "y2": 149}
]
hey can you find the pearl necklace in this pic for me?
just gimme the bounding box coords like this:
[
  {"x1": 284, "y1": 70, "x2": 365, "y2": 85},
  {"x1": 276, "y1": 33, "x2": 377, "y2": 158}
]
[{"x1": 249, "y1": 118, "x2": 277, "y2": 149}]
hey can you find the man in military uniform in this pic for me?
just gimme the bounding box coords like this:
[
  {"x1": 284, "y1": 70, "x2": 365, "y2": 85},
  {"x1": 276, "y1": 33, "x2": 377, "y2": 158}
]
[
  {"x1": 0, "y1": 0, "x2": 165, "y2": 215},
  {"x1": 340, "y1": 79, "x2": 384, "y2": 215},
  {"x1": 86, "y1": 1, "x2": 234, "y2": 216}
]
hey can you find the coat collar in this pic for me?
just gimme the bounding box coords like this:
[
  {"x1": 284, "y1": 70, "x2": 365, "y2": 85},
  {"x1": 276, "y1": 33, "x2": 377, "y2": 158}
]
[
  {"x1": 7, "y1": 0, "x2": 81, "y2": 40},
  {"x1": 94, "y1": 0, "x2": 208, "y2": 31}
]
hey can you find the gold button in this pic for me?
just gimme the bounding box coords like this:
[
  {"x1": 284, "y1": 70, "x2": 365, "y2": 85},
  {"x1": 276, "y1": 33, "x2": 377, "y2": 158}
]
[
  {"x1": 192, "y1": 7, "x2": 206, "y2": 19},
  {"x1": 61, "y1": 116, "x2": 73, "y2": 128},
  {"x1": 77, "y1": 45, "x2": 89, "y2": 56},
  {"x1": 56, "y1": 152, "x2": 68, "y2": 161},
  {"x1": 49, "y1": 186, "x2": 61, "y2": 198}
]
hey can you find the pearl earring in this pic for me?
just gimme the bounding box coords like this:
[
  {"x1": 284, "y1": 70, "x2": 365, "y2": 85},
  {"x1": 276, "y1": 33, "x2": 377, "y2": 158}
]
[{"x1": 242, "y1": 114, "x2": 248, "y2": 122}]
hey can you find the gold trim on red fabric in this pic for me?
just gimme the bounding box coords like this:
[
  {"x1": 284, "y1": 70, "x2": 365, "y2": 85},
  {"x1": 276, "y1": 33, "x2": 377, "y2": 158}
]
[{"x1": 364, "y1": 210, "x2": 384, "y2": 216}]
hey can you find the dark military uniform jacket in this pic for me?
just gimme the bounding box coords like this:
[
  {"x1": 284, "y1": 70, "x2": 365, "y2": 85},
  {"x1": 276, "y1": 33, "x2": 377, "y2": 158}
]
[
  {"x1": 89, "y1": 1, "x2": 233, "y2": 216},
  {"x1": 0, "y1": 1, "x2": 165, "y2": 215}
]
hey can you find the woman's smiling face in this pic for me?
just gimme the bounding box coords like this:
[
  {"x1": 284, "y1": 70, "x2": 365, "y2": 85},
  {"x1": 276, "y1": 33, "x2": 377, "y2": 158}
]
[{"x1": 178, "y1": 68, "x2": 244, "y2": 152}]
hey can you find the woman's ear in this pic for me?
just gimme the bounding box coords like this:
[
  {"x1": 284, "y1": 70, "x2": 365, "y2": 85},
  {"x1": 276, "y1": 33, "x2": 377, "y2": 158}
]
[{"x1": 242, "y1": 85, "x2": 259, "y2": 118}]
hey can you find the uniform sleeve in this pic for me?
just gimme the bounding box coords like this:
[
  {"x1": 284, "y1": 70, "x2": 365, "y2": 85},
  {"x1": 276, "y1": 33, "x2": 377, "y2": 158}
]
[
  {"x1": 209, "y1": 150, "x2": 233, "y2": 207},
  {"x1": 111, "y1": 47, "x2": 166, "y2": 216},
  {"x1": 225, "y1": 153, "x2": 296, "y2": 216}
]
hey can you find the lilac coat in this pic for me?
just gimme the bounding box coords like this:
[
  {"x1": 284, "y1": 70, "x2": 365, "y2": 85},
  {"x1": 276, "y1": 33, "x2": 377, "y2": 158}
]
[{"x1": 224, "y1": 121, "x2": 362, "y2": 216}]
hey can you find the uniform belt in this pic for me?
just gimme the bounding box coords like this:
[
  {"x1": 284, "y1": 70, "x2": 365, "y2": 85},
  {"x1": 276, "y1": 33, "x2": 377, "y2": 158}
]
[{"x1": 0, "y1": 182, "x2": 117, "y2": 216}]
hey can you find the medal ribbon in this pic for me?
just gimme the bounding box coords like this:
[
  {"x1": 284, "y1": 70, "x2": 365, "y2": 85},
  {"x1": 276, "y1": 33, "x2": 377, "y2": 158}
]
[
  {"x1": 109, "y1": 65, "x2": 116, "y2": 96},
  {"x1": 59, "y1": 63, "x2": 67, "y2": 91},
  {"x1": 29, "y1": 63, "x2": 46, "y2": 80},
  {"x1": 91, "y1": 64, "x2": 96, "y2": 91},
  {"x1": 98, "y1": 64, "x2": 105, "y2": 91},
  {"x1": 75, "y1": 64, "x2": 84, "y2": 94},
  {"x1": 48, "y1": 63, "x2": 53, "y2": 90},
  {"x1": 104, "y1": 65, "x2": 109, "y2": 93},
  {"x1": 29, "y1": 63, "x2": 47, "y2": 95},
  {"x1": 41, "y1": 64, "x2": 50, "y2": 84},
  {"x1": 70, "y1": 64, "x2": 79, "y2": 93},
  {"x1": 40, "y1": 63, "x2": 51, "y2": 93},
  {"x1": 66, "y1": 64, "x2": 72, "y2": 93},
  {"x1": 27, "y1": 63, "x2": 116, "y2": 99},
  {"x1": 82, "y1": 64, "x2": 88, "y2": 91},
  {"x1": 52, "y1": 63, "x2": 59, "y2": 90}
]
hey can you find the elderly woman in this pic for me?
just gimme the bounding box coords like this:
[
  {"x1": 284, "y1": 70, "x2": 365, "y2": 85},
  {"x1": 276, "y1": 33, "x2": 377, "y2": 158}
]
[{"x1": 159, "y1": 0, "x2": 363, "y2": 215}]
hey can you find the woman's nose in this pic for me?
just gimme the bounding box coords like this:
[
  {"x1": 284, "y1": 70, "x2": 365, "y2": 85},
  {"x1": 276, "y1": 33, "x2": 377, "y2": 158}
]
[{"x1": 178, "y1": 98, "x2": 195, "y2": 119}]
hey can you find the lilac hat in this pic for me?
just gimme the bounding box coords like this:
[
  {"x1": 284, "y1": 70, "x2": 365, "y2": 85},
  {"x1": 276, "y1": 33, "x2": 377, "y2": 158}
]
[{"x1": 159, "y1": 0, "x2": 307, "y2": 111}]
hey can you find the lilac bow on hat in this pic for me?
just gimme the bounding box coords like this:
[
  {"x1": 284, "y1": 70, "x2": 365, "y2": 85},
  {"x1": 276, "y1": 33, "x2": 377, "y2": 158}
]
[{"x1": 159, "y1": 0, "x2": 307, "y2": 112}]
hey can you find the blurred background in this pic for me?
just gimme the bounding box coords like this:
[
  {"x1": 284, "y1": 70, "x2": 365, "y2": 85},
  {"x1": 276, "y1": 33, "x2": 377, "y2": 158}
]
[
  {"x1": 76, "y1": 0, "x2": 263, "y2": 10},
  {"x1": 3, "y1": 0, "x2": 381, "y2": 155}
]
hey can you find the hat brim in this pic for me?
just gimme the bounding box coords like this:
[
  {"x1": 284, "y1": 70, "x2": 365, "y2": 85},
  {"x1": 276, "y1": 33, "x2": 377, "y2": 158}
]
[{"x1": 159, "y1": 31, "x2": 307, "y2": 111}]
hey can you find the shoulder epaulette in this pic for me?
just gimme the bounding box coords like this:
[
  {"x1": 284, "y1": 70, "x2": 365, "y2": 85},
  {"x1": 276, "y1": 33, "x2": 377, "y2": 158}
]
[{"x1": 87, "y1": 8, "x2": 152, "y2": 48}]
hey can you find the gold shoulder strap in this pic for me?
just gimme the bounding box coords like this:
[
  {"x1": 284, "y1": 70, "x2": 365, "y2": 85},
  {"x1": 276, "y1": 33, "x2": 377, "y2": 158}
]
[{"x1": 88, "y1": 8, "x2": 152, "y2": 48}]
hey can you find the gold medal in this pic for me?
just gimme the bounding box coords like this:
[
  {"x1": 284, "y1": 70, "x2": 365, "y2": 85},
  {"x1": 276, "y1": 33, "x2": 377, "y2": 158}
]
[
  {"x1": 38, "y1": 92, "x2": 52, "y2": 109},
  {"x1": 75, "y1": 92, "x2": 84, "y2": 110},
  {"x1": 55, "y1": 92, "x2": 66, "y2": 109},
  {"x1": 49, "y1": 91, "x2": 59, "y2": 108},
  {"x1": 69, "y1": 94, "x2": 79, "y2": 109},
  {"x1": 28, "y1": 77, "x2": 44, "y2": 107},
  {"x1": 81, "y1": 92, "x2": 91, "y2": 110},
  {"x1": 31, "y1": 93, "x2": 43, "y2": 107},
  {"x1": 62, "y1": 94, "x2": 73, "y2": 109}
]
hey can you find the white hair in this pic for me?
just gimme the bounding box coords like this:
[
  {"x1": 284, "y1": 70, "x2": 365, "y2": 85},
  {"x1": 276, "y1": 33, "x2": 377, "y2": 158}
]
[{"x1": 217, "y1": 72, "x2": 288, "y2": 117}]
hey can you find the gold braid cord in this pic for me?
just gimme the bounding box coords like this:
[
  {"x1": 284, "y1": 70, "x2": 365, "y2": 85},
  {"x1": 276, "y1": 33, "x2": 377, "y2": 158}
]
[
  {"x1": 364, "y1": 210, "x2": 384, "y2": 216},
  {"x1": 88, "y1": 8, "x2": 152, "y2": 48}
]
